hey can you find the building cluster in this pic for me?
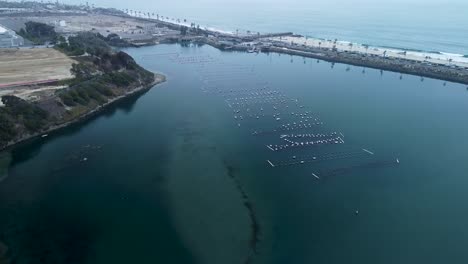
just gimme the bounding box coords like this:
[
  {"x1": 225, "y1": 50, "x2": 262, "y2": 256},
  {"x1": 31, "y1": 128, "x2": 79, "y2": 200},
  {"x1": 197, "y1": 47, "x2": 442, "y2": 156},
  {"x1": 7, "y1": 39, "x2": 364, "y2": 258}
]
[{"x1": 0, "y1": 24, "x2": 24, "y2": 48}]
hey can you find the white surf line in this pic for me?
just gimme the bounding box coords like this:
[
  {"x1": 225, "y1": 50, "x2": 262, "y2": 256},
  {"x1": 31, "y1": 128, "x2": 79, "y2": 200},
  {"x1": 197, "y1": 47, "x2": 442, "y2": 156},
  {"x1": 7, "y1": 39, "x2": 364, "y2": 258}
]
[
  {"x1": 267, "y1": 160, "x2": 275, "y2": 167},
  {"x1": 312, "y1": 173, "x2": 320, "y2": 180},
  {"x1": 266, "y1": 145, "x2": 275, "y2": 151},
  {"x1": 362, "y1": 148, "x2": 375, "y2": 155}
]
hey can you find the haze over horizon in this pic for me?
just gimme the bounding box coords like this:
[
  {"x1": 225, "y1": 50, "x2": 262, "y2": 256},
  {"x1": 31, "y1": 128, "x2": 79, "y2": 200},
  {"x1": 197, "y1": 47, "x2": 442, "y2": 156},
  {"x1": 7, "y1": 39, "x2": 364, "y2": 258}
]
[
  {"x1": 55, "y1": 0, "x2": 468, "y2": 54},
  {"x1": 2, "y1": 1, "x2": 468, "y2": 264}
]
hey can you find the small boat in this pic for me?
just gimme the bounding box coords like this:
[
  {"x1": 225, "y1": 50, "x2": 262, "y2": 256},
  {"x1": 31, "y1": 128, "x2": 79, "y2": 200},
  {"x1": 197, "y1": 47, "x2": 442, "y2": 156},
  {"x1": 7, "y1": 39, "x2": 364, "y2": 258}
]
[
  {"x1": 396, "y1": 158, "x2": 400, "y2": 164},
  {"x1": 41, "y1": 134, "x2": 48, "y2": 138}
]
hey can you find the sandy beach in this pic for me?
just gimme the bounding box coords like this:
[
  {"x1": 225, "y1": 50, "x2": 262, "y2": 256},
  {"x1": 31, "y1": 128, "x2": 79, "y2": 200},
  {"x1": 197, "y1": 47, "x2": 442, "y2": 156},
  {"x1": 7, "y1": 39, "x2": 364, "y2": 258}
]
[
  {"x1": 266, "y1": 36, "x2": 468, "y2": 68},
  {"x1": 124, "y1": 11, "x2": 468, "y2": 71}
]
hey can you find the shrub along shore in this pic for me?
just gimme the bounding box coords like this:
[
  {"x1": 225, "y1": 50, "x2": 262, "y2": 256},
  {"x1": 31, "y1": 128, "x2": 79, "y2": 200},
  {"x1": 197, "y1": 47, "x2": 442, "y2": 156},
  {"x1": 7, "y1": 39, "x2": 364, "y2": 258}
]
[{"x1": 0, "y1": 30, "x2": 164, "y2": 151}]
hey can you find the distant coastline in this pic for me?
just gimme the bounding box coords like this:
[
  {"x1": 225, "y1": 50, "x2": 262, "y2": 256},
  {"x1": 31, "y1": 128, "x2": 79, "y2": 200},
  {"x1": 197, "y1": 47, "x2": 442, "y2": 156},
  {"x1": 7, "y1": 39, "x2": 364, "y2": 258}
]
[{"x1": 122, "y1": 13, "x2": 468, "y2": 86}]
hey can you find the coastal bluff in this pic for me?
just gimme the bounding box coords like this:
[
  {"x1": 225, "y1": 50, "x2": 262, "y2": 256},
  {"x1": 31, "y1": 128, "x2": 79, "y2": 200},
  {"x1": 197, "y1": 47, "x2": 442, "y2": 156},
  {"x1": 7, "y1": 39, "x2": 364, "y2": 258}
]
[{"x1": 0, "y1": 32, "x2": 165, "y2": 151}]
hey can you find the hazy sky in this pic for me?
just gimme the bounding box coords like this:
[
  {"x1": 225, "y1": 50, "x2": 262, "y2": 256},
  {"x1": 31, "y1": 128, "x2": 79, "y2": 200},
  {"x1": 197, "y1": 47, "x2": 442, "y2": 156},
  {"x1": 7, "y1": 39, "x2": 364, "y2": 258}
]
[
  {"x1": 61, "y1": 0, "x2": 467, "y2": 9},
  {"x1": 53, "y1": 0, "x2": 468, "y2": 53}
]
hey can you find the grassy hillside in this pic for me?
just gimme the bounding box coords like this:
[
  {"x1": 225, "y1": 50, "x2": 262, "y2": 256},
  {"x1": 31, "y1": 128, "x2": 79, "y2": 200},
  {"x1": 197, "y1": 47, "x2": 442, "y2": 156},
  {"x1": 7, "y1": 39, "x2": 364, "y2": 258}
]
[{"x1": 0, "y1": 32, "x2": 160, "y2": 149}]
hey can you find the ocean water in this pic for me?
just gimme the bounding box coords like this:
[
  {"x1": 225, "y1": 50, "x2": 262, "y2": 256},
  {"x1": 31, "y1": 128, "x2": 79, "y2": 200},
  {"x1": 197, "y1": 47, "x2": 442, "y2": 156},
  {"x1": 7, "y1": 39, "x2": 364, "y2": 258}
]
[
  {"x1": 64, "y1": 0, "x2": 468, "y2": 54},
  {"x1": 1, "y1": 44, "x2": 468, "y2": 263}
]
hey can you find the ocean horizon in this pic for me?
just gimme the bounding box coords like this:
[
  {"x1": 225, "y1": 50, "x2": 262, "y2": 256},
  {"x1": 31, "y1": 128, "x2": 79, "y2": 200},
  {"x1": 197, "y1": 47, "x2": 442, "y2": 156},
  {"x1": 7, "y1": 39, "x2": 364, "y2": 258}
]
[{"x1": 63, "y1": 0, "x2": 468, "y2": 55}]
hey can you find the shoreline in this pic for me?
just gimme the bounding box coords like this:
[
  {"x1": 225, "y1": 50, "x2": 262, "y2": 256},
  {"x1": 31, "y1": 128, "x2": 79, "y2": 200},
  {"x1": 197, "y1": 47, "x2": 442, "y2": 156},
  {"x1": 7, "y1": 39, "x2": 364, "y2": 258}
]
[
  {"x1": 0, "y1": 74, "x2": 166, "y2": 152},
  {"x1": 123, "y1": 13, "x2": 468, "y2": 86},
  {"x1": 150, "y1": 14, "x2": 468, "y2": 64}
]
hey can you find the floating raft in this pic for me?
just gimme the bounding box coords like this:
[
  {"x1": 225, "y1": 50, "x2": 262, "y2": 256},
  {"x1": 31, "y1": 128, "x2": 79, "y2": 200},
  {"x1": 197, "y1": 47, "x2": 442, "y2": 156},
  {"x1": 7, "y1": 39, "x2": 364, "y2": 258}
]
[
  {"x1": 316, "y1": 159, "x2": 401, "y2": 177},
  {"x1": 266, "y1": 136, "x2": 345, "y2": 152},
  {"x1": 266, "y1": 149, "x2": 371, "y2": 167}
]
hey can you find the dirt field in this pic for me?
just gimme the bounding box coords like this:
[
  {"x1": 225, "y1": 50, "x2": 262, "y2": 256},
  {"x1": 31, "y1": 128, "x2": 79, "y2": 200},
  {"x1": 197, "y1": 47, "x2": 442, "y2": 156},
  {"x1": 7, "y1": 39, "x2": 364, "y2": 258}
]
[
  {"x1": 0, "y1": 47, "x2": 74, "y2": 105},
  {"x1": 0, "y1": 47, "x2": 74, "y2": 84},
  {"x1": 0, "y1": 14, "x2": 179, "y2": 43}
]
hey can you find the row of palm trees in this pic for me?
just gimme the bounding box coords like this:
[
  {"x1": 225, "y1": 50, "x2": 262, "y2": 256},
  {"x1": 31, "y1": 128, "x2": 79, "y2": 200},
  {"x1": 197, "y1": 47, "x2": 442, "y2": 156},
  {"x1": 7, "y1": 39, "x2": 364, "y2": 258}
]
[
  {"x1": 123, "y1": 9, "x2": 192, "y2": 25},
  {"x1": 121, "y1": 9, "x2": 259, "y2": 36}
]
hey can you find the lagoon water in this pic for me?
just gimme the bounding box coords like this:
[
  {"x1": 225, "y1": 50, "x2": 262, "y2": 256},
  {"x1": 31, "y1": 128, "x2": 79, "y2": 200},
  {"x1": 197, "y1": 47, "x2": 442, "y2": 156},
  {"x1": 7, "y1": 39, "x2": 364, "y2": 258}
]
[{"x1": 2, "y1": 44, "x2": 468, "y2": 263}]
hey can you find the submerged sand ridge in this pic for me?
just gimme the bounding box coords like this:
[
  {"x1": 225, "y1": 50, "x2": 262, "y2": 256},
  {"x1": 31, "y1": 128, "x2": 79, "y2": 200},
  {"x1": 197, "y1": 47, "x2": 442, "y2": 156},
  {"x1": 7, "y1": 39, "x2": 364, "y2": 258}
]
[{"x1": 166, "y1": 116, "x2": 252, "y2": 264}]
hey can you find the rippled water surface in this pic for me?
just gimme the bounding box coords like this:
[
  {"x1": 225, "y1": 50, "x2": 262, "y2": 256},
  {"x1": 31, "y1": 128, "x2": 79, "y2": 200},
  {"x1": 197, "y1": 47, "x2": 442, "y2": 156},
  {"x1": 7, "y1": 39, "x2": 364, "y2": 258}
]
[{"x1": 1, "y1": 44, "x2": 468, "y2": 263}]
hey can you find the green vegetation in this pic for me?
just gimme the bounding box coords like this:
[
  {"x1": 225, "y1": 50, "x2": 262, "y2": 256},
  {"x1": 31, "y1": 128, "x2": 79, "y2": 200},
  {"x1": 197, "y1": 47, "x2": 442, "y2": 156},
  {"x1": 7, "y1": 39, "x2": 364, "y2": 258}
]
[
  {"x1": 0, "y1": 31, "x2": 157, "y2": 149},
  {"x1": 180, "y1": 26, "x2": 188, "y2": 36},
  {"x1": 0, "y1": 96, "x2": 50, "y2": 147},
  {"x1": 56, "y1": 32, "x2": 155, "y2": 107},
  {"x1": 58, "y1": 71, "x2": 140, "y2": 107},
  {"x1": 18, "y1": 21, "x2": 57, "y2": 45},
  {"x1": 57, "y1": 32, "x2": 133, "y2": 56},
  {"x1": 56, "y1": 31, "x2": 109, "y2": 56},
  {"x1": 104, "y1": 33, "x2": 132, "y2": 47}
]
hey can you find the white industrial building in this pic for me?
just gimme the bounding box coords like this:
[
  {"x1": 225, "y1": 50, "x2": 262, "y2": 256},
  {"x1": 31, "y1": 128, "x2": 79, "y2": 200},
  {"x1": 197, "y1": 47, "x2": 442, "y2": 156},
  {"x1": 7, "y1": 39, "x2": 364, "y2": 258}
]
[{"x1": 0, "y1": 24, "x2": 24, "y2": 48}]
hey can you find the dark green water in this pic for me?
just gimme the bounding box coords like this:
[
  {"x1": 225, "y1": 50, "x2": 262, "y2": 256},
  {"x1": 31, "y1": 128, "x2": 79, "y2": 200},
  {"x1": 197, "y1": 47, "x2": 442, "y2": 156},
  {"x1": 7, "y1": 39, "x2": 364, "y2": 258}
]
[{"x1": 1, "y1": 44, "x2": 468, "y2": 264}]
